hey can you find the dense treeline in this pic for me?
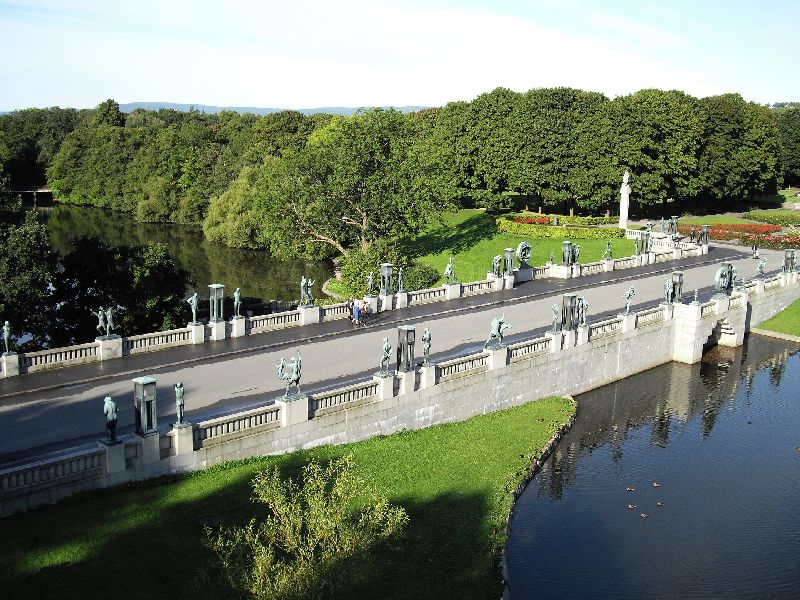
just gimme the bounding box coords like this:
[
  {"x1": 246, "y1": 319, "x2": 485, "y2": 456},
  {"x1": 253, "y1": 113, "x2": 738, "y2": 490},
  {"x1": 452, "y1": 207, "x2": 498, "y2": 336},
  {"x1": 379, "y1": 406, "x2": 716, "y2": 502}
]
[
  {"x1": 774, "y1": 106, "x2": 800, "y2": 186},
  {"x1": 0, "y1": 89, "x2": 788, "y2": 262}
]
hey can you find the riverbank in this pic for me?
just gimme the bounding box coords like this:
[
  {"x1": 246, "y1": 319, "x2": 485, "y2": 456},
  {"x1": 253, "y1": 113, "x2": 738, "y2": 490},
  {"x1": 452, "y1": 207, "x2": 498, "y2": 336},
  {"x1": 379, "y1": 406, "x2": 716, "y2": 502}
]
[
  {"x1": 0, "y1": 396, "x2": 574, "y2": 600},
  {"x1": 752, "y1": 297, "x2": 800, "y2": 340}
]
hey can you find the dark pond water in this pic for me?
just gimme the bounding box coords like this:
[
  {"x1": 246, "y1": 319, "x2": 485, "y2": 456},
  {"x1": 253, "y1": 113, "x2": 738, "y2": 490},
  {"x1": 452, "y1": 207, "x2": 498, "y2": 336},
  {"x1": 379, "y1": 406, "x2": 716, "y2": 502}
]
[
  {"x1": 35, "y1": 203, "x2": 333, "y2": 302},
  {"x1": 506, "y1": 335, "x2": 800, "y2": 599}
]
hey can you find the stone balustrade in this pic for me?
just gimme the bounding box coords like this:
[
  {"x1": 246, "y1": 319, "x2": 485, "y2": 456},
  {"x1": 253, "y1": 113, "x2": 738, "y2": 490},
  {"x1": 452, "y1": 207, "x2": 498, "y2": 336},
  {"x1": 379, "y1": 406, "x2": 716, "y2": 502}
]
[
  {"x1": 2, "y1": 270, "x2": 798, "y2": 517},
  {"x1": 1, "y1": 243, "x2": 712, "y2": 379}
]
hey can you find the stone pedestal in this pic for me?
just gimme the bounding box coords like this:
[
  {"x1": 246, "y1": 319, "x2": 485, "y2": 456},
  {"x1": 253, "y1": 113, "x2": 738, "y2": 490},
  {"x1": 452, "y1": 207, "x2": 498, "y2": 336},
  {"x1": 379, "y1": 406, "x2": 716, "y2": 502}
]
[
  {"x1": 395, "y1": 292, "x2": 408, "y2": 309},
  {"x1": 634, "y1": 255, "x2": 645, "y2": 267},
  {"x1": 2, "y1": 353, "x2": 19, "y2": 377},
  {"x1": 647, "y1": 252, "x2": 656, "y2": 264},
  {"x1": 363, "y1": 295, "x2": 379, "y2": 315},
  {"x1": 230, "y1": 316, "x2": 246, "y2": 338},
  {"x1": 713, "y1": 296, "x2": 731, "y2": 313},
  {"x1": 486, "y1": 346, "x2": 507, "y2": 370},
  {"x1": 576, "y1": 325, "x2": 590, "y2": 345},
  {"x1": 673, "y1": 247, "x2": 683, "y2": 260},
  {"x1": 603, "y1": 259, "x2": 615, "y2": 272},
  {"x1": 398, "y1": 370, "x2": 415, "y2": 395},
  {"x1": 660, "y1": 303, "x2": 675, "y2": 320},
  {"x1": 619, "y1": 313, "x2": 637, "y2": 333},
  {"x1": 571, "y1": 264, "x2": 583, "y2": 278},
  {"x1": 100, "y1": 440, "x2": 126, "y2": 484},
  {"x1": 550, "y1": 265, "x2": 572, "y2": 279},
  {"x1": 545, "y1": 331, "x2": 562, "y2": 353},
  {"x1": 373, "y1": 374, "x2": 395, "y2": 400},
  {"x1": 514, "y1": 267, "x2": 534, "y2": 283},
  {"x1": 562, "y1": 329, "x2": 577, "y2": 349},
  {"x1": 276, "y1": 395, "x2": 309, "y2": 427},
  {"x1": 138, "y1": 432, "x2": 161, "y2": 465},
  {"x1": 378, "y1": 293, "x2": 394, "y2": 312},
  {"x1": 419, "y1": 363, "x2": 436, "y2": 388},
  {"x1": 298, "y1": 304, "x2": 321, "y2": 325},
  {"x1": 701, "y1": 244, "x2": 709, "y2": 255},
  {"x1": 189, "y1": 322, "x2": 205, "y2": 345},
  {"x1": 444, "y1": 282, "x2": 461, "y2": 300},
  {"x1": 173, "y1": 423, "x2": 194, "y2": 455},
  {"x1": 97, "y1": 335, "x2": 122, "y2": 361},
  {"x1": 208, "y1": 320, "x2": 226, "y2": 341},
  {"x1": 502, "y1": 274, "x2": 515, "y2": 290},
  {"x1": 672, "y1": 302, "x2": 703, "y2": 364},
  {"x1": 488, "y1": 274, "x2": 504, "y2": 291}
]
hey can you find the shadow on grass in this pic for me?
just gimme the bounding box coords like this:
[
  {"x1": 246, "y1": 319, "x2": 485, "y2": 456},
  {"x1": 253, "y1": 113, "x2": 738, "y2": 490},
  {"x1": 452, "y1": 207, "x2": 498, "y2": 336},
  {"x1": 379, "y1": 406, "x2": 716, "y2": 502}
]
[
  {"x1": 0, "y1": 451, "x2": 501, "y2": 600},
  {"x1": 403, "y1": 212, "x2": 499, "y2": 258}
]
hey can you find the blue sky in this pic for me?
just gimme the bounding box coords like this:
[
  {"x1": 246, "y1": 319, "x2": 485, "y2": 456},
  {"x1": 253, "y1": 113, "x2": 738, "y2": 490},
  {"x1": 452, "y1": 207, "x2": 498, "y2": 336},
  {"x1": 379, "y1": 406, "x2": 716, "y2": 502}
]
[{"x1": 1, "y1": 0, "x2": 797, "y2": 110}]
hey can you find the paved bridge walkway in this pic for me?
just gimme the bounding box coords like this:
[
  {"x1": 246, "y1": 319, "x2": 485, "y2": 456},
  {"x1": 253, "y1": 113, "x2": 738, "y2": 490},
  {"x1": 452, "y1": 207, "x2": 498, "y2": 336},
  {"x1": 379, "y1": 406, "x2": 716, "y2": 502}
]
[{"x1": 0, "y1": 245, "x2": 772, "y2": 468}]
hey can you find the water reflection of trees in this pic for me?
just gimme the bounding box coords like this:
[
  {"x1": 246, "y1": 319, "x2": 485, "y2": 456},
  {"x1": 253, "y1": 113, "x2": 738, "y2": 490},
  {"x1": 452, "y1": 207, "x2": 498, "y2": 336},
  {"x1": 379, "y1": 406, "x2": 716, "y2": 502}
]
[
  {"x1": 39, "y1": 204, "x2": 333, "y2": 301},
  {"x1": 537, "y1": 335, "x2": 797, "y2": 499}
]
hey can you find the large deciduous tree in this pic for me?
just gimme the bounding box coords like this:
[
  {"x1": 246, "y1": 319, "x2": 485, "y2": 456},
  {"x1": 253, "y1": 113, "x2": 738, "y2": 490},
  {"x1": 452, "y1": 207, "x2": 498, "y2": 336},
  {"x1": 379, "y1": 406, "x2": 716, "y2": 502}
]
[{"x1": 775, "y1": 106, "x2": 800, "y2": 187}]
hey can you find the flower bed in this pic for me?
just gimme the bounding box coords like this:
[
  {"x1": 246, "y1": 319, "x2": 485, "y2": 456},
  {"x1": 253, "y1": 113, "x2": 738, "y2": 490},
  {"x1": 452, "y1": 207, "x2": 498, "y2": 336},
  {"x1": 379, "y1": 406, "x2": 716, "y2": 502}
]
[
  {"x1": 498, "y1": 218, "x2": 624, "y2": 239},
  {"x1": 677, "y1": 223, "x2": 781, "y2": 240},
  {"x1": 742, "y1": 211, "x2": 800, "y2": 226},
  {"x1": 512, "y1": 216, "x2": 551, "y2": 225},
  {"x1": 740, "y1": 233, "x2": 800, "y2": 250}
]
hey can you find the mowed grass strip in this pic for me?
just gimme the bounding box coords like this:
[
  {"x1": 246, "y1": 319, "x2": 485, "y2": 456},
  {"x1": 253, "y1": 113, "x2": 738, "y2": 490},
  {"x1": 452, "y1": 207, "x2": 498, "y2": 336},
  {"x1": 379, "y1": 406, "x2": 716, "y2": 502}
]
[
  {"x1": 756, "y1": 298, "x2": 800, "y2": 337},
  {"x1": 405, "y1": 210, "x2": 634, "y2": 284},
  {"x1": 0, "y1": 396, "x2": 575, "y2": 600}
]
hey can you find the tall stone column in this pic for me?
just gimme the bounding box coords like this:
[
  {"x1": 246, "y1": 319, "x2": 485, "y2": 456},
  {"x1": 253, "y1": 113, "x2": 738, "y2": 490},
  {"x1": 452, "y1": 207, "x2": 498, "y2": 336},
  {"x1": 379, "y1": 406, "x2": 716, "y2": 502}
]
[{"x1": 619, "y1": 170, "x2": 631, "y2": 229}]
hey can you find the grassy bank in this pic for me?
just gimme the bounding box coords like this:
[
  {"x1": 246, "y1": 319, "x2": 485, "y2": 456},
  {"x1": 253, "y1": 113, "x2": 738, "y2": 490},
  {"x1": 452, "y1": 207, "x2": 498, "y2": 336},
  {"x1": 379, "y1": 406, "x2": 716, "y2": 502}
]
[
  {"x1": 756, "y1": 299, "x2": 800, "y2": 337},
  {"x1": 0, "y1": 396, "x2": 575, "y2": 600},
  {"x1": 405, "y1": 210, "x2": 634, "y2": 284}
]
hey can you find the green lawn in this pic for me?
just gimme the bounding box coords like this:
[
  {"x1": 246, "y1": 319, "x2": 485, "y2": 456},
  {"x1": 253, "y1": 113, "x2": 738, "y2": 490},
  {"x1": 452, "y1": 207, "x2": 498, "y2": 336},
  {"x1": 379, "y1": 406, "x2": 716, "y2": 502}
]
[
  {"x1": 756, "y1": 298, "x2": 800, "y2": 337},
  {"x1": 677, "y1": 214, "x2": 757, "y2": 225},
  {"x1": 0, "y1": 397, "x2": 575, "y2": 600},
  {"x1": 404, "y1": 210, "x2": 634, "y2": 284}
]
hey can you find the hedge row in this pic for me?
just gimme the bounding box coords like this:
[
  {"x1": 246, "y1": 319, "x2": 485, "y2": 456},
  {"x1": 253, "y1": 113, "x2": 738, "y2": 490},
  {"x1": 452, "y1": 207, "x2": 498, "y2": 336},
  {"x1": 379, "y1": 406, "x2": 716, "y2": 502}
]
[
  {"x1": 497, "y1": 219, "x2": 624, "y2": 239},
  {"x1": 740, "y1": 233, "x2": 800, "y2": 250},
  {"x1": 506, "y1": 213, "x2": 618, "y2": 226},
  {"x1": 742, "y1": 211, "x2": 800, "y2": 226}
]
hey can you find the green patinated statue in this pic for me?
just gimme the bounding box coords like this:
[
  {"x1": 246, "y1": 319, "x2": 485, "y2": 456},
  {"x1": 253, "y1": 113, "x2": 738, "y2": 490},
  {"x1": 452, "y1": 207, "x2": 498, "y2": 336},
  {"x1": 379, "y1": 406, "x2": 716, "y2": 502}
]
[
  {"x1": 444, "y1": 257, "x2": 457, "y2": 283},
  {"x1": 397, "y1": 268, "x2": 404, "y2": 293},
  {"x1": 174, "y1": 382, "x2": 185, "y2": 425},
  {"x1": 484, "y1": 313, "x2": 511, "y2": 349},
  {"x1": 380, "y1": 337, "x2": 392, "y2": 375},
  {"x1": 624, "y1": 286, "x2": 635, "y2": 314},
  {"x1": 187, "y1": 293, "x2": 199, "y2": 324},
  {"x1": 422, "y1": 327, "x2": 432, "y2": 365},
  {"x1": 233, "y1": 288, "x2": 242, "y2": 317},
  {"x1": 91, "y1": 307, "x2": 106, "y2": 335},
  {"x1": 2, "y1": 320, "x2": 10, "y2": 354},
  {"x1": 103, "y1": 396, "x2": 118, "y2": 443},
  {"x1": 105, "y1": 306, "x2": 117, "y2": 337}
]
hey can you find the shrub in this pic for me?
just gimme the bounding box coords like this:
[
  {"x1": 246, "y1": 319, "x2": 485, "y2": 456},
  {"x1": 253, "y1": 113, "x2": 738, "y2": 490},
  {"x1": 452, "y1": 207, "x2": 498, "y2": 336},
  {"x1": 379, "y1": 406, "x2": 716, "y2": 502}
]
[
  {"x1": 337, "y1": 240, "x2": 437, "y2": 296},
  {"x1": 497, "y1": 218, "x2": 624, "y2": 239},
  {"x1": 206, "y1": 454, "x2": 408, "y2": 600},
  {"x1": 507, "y1": 213, "x2": 617, "y2": 226},
  {"x1": 742, "y1": 211, "x2": 800, "y2": 226}
]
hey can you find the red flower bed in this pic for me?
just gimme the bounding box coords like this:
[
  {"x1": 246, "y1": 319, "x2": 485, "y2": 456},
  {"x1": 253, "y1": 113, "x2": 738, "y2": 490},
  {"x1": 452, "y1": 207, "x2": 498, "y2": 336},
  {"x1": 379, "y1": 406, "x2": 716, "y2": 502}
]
[
  {"x1": 740, "y1": 233, "x2": 800, "y2": 250},
  {"x1": 677, "y1": 223, "x2": 781, "y2": 240},
  {"x1": 513, "y1": 216, "x2": 550, "y2": 225}
]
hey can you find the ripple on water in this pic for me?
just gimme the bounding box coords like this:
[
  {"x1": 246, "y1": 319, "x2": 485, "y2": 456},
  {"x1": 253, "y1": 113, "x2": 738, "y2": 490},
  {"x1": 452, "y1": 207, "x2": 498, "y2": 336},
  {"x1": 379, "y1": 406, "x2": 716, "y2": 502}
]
[{"x1": 506, "y1": 339, "x2": 800, "y2": 600}]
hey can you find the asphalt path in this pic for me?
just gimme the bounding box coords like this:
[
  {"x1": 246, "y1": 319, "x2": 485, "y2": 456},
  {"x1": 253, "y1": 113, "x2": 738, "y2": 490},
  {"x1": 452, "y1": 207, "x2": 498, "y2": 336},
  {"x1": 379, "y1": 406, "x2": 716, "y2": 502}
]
[{"x1": 1, "y1": 244, "x2": 777, "y2": 468}]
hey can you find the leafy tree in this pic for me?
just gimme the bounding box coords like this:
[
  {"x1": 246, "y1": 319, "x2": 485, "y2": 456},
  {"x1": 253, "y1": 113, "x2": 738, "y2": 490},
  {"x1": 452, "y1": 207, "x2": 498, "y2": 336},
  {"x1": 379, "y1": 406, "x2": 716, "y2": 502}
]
[
  {"x1": 203, "y1": 166, "x2": 261, "y2": 247},
  {"x1": 775, "y1": 106, "x2": 800, "y2": 186},
  {"x1": 50, "y1": 238, "x2": 191, "y2": 346},
  {"x1": 93, "y1": 98, "x2": 125, "y2": 127},
  {"x1": 252, "y1": 108, "x2": 452, "y2": 258},
  {"x1": 206, "y1": 454, "x2": 408, "y2": 600},
  {"x1": 0, "y1": 211, "x2": 58, "y2": 350}
]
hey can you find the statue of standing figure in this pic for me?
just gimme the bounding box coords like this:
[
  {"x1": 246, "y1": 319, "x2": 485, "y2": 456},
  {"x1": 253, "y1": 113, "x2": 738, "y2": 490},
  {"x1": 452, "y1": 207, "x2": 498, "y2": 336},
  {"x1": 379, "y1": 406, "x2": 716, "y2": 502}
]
[
  {"x1": 233, "y1": 288, "x2": 242, "y2": 317},
  {"x1": 664, "y1": 278, "x2": 674, "y2": 304},
  {"x1": 187, "y1": 293, "x2": 199, "y2": 324},
  {"x1": 659, "y1": 217, "x2": 666, "y2": 233},
  {"x1": 380, "y1": 337, "x2": 392, "y2": 375},
  {"x1": 2, "y1": 321, "x2": 10, "y2": 354},
  {"x1": 92, "y1": 306, "x2": 106, "y2": 336},
  {"x1": 549, "y1": 251, "x2": 555, "y2": 264},
  {"x1": 367, "y1": 271, "x2": 375, "y2": 296},
  {"x1": 623, "y1": 286, "x2": 635, "y2": 314},
  {"x1": 689, "y1": 226, "x2": 697, "y2": 243},
  {"x1": 491, "y1": 255, "x2": 503, "y2": 277},
  {"x1": 572, "y1": 244, "x2": 581, "y2": 265},
  {"x1": 444, "y1": 257, "x2": 457, "y2": 283},
  {"x1": 397, "y1": 268, "x2": 404, "y2": 293},
  {"x1": 104, "y1": 307, "x2": 116, "y2": 337},
  {"x1": 576, "y1": 297, "x2": 589, "y2": 327},
  {"x1": 550, "y1": 304, "x2": 560, "y2": 333},
  {"x1": 174, "y1": 382, "x2": 185, "y2": 425},
  {"x1": 484, "y1": 314, "x2": 511, "y2": 349},
  {"x1": 305, "y1": 278, "x2": 315, "y2": 305},
  {"x1": 601, "y1": 240, "x2": 613, "y2": 260},
  {"x1": 103, "y1": 396, "x2": 118, "y2": 444},
  {"x1": 300, "y1": 276, "x2": 308, "y2": 305},
  {"x1": 421, "y1": 328, "x2": 432, "y2": 365},
  {"x1": 275, "y1": 350, "x2": 302, "y2": 397},
  {"x1": 633, "y1": 238, "x2": 640, "y2": 256}
]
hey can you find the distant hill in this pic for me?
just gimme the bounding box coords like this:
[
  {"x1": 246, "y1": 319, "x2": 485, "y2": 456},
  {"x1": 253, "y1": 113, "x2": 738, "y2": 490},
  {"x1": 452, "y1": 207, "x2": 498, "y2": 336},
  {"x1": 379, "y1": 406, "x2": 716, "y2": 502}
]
[{"x1": 118, "y1": 102, "x2": 428, "y2": 116}]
